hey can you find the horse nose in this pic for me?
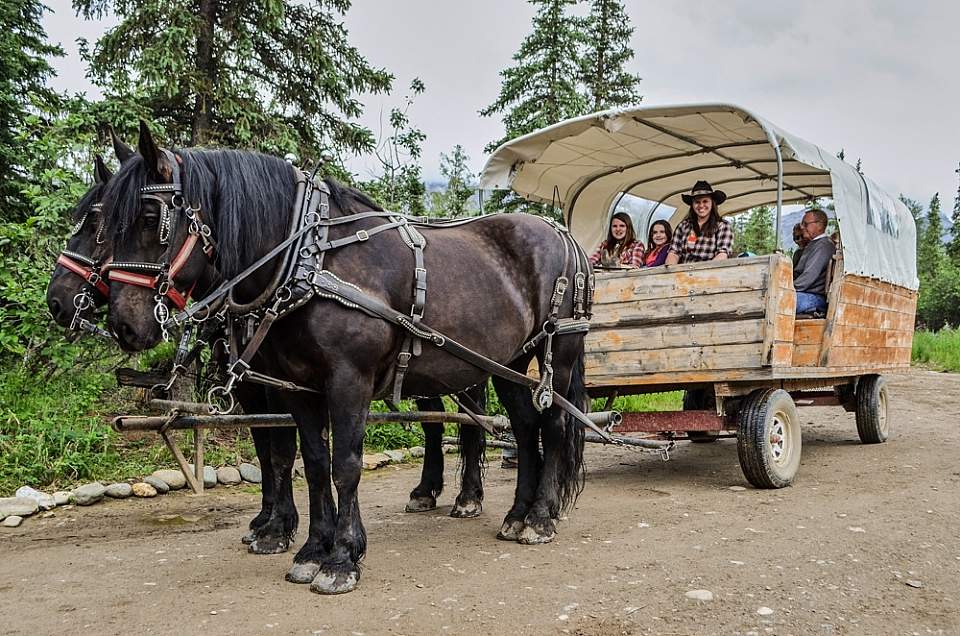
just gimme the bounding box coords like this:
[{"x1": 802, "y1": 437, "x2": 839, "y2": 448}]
[{"x1": 48, "y1": 297, "x2": 67, "y2": 323}]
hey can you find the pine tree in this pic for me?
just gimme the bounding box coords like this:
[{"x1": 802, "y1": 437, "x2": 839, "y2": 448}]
[
  {"x1": 918, "y1": 193, "x2": 945, "y2": 284},
  {"x1": 430, "y1": 145, "x2": 475, "y2": 217},
  {"x1": 74, "y1": 0, "x2": 392, "y2": 159},
  {"x1": 0, "y1": 0, "x2": 62, "y2": 220},
  {"x1": 580, "y1": 0, "x2": 641, "y2": 111},
  {"x1": 732, "y1": 206, "x2": 776, "y2": 255},
  {"x1": 947, "y1": 162, "x2": 960, "y2": 265},
  {"x1": 481, "y1": 0, "x2": 587, "y2": 217}
]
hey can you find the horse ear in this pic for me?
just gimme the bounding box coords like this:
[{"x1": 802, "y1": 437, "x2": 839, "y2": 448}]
[
  {"x1": 93, "y1": 154, "x2": 112, "y2": 184},
  {"x1": 137, "y1": 120, "x2": 162, "y2": 177},
  {"x1": 110, "y1": 126, "x2": 135, "y2": 163}
]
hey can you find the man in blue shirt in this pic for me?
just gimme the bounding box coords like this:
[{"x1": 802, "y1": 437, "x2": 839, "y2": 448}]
[{"x1": 793, "y1": 208, "x2": 835, "y2": 314}]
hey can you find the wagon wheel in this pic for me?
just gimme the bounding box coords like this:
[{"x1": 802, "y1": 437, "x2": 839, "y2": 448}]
[
  {"x1": 683, "y1": 389, "x2": 719, "y2": 443},
  {"x1": 736, "y1": 389, "x2": 801, "y2": 488},
  {"x1": 855, "y1": 374, "x2": 889, "y2": 444}
]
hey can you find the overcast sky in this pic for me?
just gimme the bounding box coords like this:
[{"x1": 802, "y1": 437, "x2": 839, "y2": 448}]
[{"x1": 44, "y1": 0, "x2": 960, "y2": 205}]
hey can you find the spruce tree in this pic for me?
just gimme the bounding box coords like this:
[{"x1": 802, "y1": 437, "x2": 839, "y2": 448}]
[
  {"x1": 732, "y1": 206, "x2": 775, "y2": 255},
  {"x1": 947, "y1": 162, "x2": 960, "y2": 265},
  {"x1": 0, "y1": 0, "x2": 62, "y2": 220},
  {"x1": 74, "y1": 0, "x2": 392, "y2": 159},
  {"x1": 918, "y1": 193, "x2": 945, "y2": 284},
  {"x1": 580, "y1": 0, "x2": 642, "y2": 111},
  {"x1": 481, "y1": 0, "x2": 587, "y2": 217}
]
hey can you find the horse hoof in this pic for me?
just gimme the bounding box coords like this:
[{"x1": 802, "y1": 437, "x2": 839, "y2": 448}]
[
  {"x1": 241, "y1": 530, "x2": 256, "y2": 545},
  {"x1": 310, "y1": 568, "x2": 359, "y2": 595},
  {"x1": 286, "y1": 561, "x2": 321, "y2": 584},
  {"x1": 248, "y1": 535, "x2": 290, "y2": 555},
  {"x1": 518, "y1": 520, "x2": 557, "y2": 545},
  {"x1": 450, "y1": 500, "x2": 482, "y2": 518},
  {"x1": 405, "y1": 496, "x2": 437, "y2": 513},
  {"x1": 496, "y1": 519, "x2": 524, "y2": 541}
]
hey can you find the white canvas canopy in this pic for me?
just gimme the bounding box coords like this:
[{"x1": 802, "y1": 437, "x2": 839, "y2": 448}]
[{"x1": 480, "y1": 103, "x2": 918, "y2": 290}]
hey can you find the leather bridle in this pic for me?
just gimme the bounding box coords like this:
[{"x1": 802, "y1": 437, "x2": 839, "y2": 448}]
[
  {"x1": 106, "y1": 151, "x2": 215, "y2": 330},
  {"x1": 56, "y1": 202, "x2": 112, "y2": 336}
]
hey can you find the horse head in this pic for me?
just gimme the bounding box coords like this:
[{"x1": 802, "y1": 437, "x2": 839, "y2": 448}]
[{"x1": 47, "y1": 132, "x2": 134, "y2": 333}]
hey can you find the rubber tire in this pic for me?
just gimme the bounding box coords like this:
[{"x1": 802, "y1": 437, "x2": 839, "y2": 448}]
[
  {"x1": 683, "y1": 389, "x2": 719, "y2": 443},
  {"x1": 736, "y1": 389, "x2": 801, "y2": 489},
  {"x1": 855, "y1": 374, "x2": 889, "y2": 444}
]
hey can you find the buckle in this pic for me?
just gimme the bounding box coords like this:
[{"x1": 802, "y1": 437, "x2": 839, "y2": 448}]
[
  {"x1": 397, "y1": 351, "x2": 412, "y2": 366},
  {"x1": 356, "y1": 230, "x2": 369, "y2": 241}
]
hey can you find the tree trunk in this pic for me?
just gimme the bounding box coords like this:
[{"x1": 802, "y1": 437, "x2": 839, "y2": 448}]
[{"x1": 191, "y1": 0, "x2": 218, "y2": 146}]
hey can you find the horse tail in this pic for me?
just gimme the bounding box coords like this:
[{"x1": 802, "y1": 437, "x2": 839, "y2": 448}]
[
  {"x1": 456, "y1": 383, "x2": 488, "y2": 485},
  {"x1": 556, "y1": 343, "x2": 587, "y2": 513}
]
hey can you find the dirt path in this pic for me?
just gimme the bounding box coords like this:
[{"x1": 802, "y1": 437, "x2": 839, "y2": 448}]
[{"x1": 2, "y1": 370, "x2": 959, "y2": 635}]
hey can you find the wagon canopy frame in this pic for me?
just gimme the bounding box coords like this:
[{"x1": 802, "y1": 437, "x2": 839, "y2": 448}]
[{"x1": 480, "y1": 103, "x2": 917, "y2": 290}]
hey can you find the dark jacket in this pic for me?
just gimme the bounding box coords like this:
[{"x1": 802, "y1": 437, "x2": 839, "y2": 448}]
[{"x1": 793, "y1": 234, "x2": 835, "y2": 296}]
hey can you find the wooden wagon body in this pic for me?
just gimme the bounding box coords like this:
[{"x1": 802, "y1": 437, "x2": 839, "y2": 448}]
[{"x1": 483, "y1": 103, "x2": 919, "y2": 487}]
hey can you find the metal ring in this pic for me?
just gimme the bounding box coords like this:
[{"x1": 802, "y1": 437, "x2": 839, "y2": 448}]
[
  {"x1": 206, "y1": 386, "x2": 235, "y2": 415},
  {"x1": 170, "y1": 194, "x2": 185, "y2": 208}
]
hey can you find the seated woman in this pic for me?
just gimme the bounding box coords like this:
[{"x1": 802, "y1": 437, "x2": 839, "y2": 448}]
[
  {"x1": 589, "y1": 211, "x2": 645, "y2": 268},
  {"x1": 665, "y1": 181, "x2": 734, "y2": 265},
  {"x1": 644, "y1": 220, "x2": 672, "y2": 267}
]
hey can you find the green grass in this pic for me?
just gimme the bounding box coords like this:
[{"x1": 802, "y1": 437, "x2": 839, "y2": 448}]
[
  {"x1": 913, "y1": 327, "x2": 960, "y2": 372},
  {"x1": 592, "y1": 391, "x2": 683, "y2": 413}
]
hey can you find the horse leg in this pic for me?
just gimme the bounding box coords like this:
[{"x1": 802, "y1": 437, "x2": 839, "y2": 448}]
[
  {"x1": 311, "y1": 370, "x2": 371, "y2": 595},
  {"x1": 248, "y1": 390, "x2": 299, "y2": 555},
  {"x1": 235, "y1": 384, "x2": 275, "y2": 544},
  {"x1": 492, "y1": 371, "x2": 543, "y2": 541},
  {"x1": 450, "y1": 384, "x2": 487, "y2": 518},
  {"x1": 405, "y1": 398, "x2": 444, "y2": 513},
  {"x1": 281, "y1": 393, "x2": 338, "y2": 584},
  {"x1": 519, "y1": 338, "x2": 587, "y2": 545}
]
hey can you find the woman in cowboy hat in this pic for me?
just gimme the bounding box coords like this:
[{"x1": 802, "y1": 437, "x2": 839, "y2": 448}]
[{"x1": 665, "y1": 180, "x2": 734, "y2": 265}]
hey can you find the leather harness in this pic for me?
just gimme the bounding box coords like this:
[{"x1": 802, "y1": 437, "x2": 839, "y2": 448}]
[{"x1": 106, "y1": 159, "x2": 610, "y2": 441}]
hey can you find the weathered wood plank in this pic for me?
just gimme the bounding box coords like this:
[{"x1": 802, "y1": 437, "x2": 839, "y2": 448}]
[
  {"x1": 837, "y1": 281, "x2": 918, "y2": 314},
  {"x1": 827, "y1": 345, "x2": 912, "y2": 368},
  {"x1": 771, "y1": 342, "x2": 794, "y2": 366},
  {"x1": 792, "y1": 344, "x2": 821, "y2": 367},
  {"x1": 793, "y1": 320, "x2": 825, "y2": 345},
  {"x1": 833, "y1": 303, "x2": 916, "y2": 331},
  {"x1": 586, "y1": 319, "x2": 764, "y2": 354},
  {"x1": 589, "y1": 289, "x2": 767, "y2": 329},
  {"x1": 585, "y1": 343, "x2": 764, "y2": 377},
  {"x1": 830, "y1": 324, "x2": 914, "y2": 349}
]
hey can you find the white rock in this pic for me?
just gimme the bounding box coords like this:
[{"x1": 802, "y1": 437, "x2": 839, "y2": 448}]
[
  {"x1": 362, "y1": 453, "x2": 391, "y2": 470},
  {"x1": 0, "y1": 496, "x2": 40, "y2": 520},
  {"x1": 757, "y1": 606, "x2": 774, "y2": 616},
  {"x1": 15, "y1": 486, "x2": 56, "y2": 510},
  {"x1": 408, "y1": 446, "x2": 425, "y2": 458},
  {"x1": 3, "y1": 515, "x2": 23, "y2": 528},
  {"x1": 71, "y1": 482, "x2": 106, "y2": 506},
  {"x1": 216, "y1": 466, "x2": 242, "y2": 486},
  {"x1": 105, "y1": 483, "x2": 133, "y2": 498},
  {"x1": 53, "y1": 491, "x2": 71, "y2": 506},
  {"x1": 729, "y1": 486, "x2": 747, "y2": 491},
  {"x1": 151, "y1": 469, "x2": 186, "y2": 490},
  {"x1": 905, "y1": 579, "x2": 923, "y2": 588},
  {"x1": 239, "y1": 462, "x2": 262, "y2": 483},
  {"x1": 685, "y1": 590, "x2": 714, "y2": 602},
  {"x1": 383, "y1": 449, "x2": 406, "y2": 463},
  {"x1": 186, "y1": 465, "x2": 217, "y2": 488}
]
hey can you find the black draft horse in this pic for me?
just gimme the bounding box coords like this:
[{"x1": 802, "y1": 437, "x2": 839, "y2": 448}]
[
  {"x1": 46, "y1": 146, "x2": 489, "y2": 556},
  {"x1": 102, "y1": 126, "x2": 587, "y2": 594}
]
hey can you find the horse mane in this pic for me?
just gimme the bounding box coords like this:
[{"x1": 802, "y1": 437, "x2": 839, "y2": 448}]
[
  {"x1": 104, "y1": 149, "x2": 297, "y2": 278},
  {"x1": 72, "y1": 181, "x2": 107, "y2": 224},
  {"x1": 325, "y1": 178, "x2": 384, "y2": 214},
  {"x1": 102, "y1": 147, "x2": 385, "y2": 279}
]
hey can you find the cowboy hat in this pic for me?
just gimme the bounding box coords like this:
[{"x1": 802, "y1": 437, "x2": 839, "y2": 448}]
[{"x1": 681, "y1": 180, "x2": 727, "y2": 205}]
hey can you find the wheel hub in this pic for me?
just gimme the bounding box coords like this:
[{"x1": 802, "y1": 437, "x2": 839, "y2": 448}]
[{"x1": 769, "y1": 416, "x2": 787, "y2": 463}]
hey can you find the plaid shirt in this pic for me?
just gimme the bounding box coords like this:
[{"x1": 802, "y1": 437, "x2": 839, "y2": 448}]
[
  {"x1": 668, "y1": 218, "x2": 734, "y2": 263},
  {"x1": 589, "y1": 240, "x2": 646, "y2": 268}
]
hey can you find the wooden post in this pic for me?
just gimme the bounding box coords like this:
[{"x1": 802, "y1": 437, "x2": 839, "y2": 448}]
[
  {"x1": 193, "y1": 426, "x2": 204, "y2": 495},
  {"x1": 159, "y1": 429, "x2": 203, "y2": 494}
]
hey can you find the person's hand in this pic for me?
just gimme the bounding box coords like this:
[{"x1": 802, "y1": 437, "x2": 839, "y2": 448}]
[{"x1": 714, "y1": 252, "x2": 729, "y2": 261}]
